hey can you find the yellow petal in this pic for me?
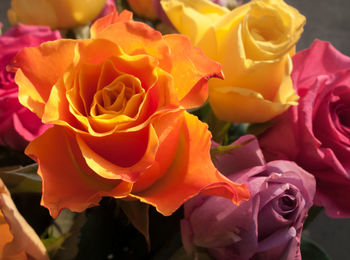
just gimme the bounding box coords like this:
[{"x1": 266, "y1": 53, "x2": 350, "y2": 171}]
[{"x1": 8, "y1": 0, "x2": 106, "y2": 28}]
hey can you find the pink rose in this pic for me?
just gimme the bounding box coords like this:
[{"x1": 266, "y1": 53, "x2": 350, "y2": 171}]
[
  {"x1": 258, "y1": 40, "x2": 350, "y2": 218},
  {"x1": 94, "y1": 0, "x2": 117, "y2": 21},
  {"x1": 0, "y1": 24, "x2": 60, "y2": 150},
  {"x1": 181, "y1": 135, "x2": 315, "y2": 260}
]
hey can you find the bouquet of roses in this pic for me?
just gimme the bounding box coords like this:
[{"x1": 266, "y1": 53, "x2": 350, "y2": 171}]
[{"x1": 0, "y1": 0, "x2": 348, "y2": 259}]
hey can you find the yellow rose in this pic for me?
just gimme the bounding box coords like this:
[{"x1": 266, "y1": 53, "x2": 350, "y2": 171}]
[
  {"x1": 162, "y1": 0, "x2": 305, "y2": 122},
  {"x1": 8, "y1": 0, "x2": 106, "y2": 29}
]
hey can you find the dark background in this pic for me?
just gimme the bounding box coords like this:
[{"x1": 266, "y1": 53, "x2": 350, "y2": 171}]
[{"x1": 1, "y1": 1, "x2": 350, "y2": 259}]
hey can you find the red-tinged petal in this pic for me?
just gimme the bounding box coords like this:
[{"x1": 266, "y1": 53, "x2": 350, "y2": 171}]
[
  {"x1": 164, "y1": 34, "x2": 224, "y2": 109},
  {"x1": 93, "y1": 19, "x2": 172, "y2": 71},
  {"x1": 76, "y1": 125, "x2": 159, "y2": 182},
  {"x1": 90, "y1": 10, "x2": 133, "y2": 39},
  {"x1": 132, "y1": 110, "x2": 185, "y2": 192},
  {"x1": 25, "y1": 126, "x2": 123, "y2": 218},
  {"x1": 13, "y1": 39, "x2": 76, "y2": 118},
  {"x1": 131, "y1": 112, "x2": 250, "y2": 216}
]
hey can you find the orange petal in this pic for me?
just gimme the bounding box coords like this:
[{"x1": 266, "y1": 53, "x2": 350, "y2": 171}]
[
  {"x1": 41, "y1": 73, "x2": 87, "y2": 132},
  {"x1": 25, "y1": 126, "x2": 126, "y2": 218},
  {"x1": 13, "y1": 39, "x2": 76, "y2": 118},
  {"x1": 132, "y1": 110, "x2": 184, "y2": 193},
  {"x1": 164, "y1": 34, "x2": 224, "y2": 109},
  {"x1": 90, "y1": 10, "x2": 133, "y2": 39},
  {"x1": 41, "y1": 39, "x2": 126, "y2": 130},
  {"x1": 75, "y1": 38, "x2": 123, "y2": 65},
  {"x1": 109, "y1": 54, "x2": 158, "y2": 91},
  {"x1": 0, "y1": 179, "x2": 48, "y2": 259},
  {"x1": 76, "y1": 125, "x2": 159, "y2": 182},
  {"x1": 92, "y1": 18, "x2": 172, "y2": 71},
  {"x1": 85, "y1": 67, "x2": 180, "y2": 135},
  {"x1": 131, "y1": 112, "x2": 250, "y2": 216}
]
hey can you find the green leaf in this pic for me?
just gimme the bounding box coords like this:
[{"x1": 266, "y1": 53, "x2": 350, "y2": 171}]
[
  {"x1": 225, "y1": 123, "x2": 249, "y2": 144},
  {"x1": 206, "y1": 109, "x2": 231, "y2": 144},
  {"x1": 303, "y1": 206, "x2": 323, "y2": 230},
  {"x1": 301, "y1": 237, "x2": 331, "y2": 260},
  {"x1": 247, "y1": 114, "x2": 286, "y2": 137},
  {"x1": 119, "y1": 200, "x2": 150, "y2": 249},
  {"x1": 42, "y1": 232, "x2": 71, "y2": 258},
  {"x1": 210, "y1": 137, "x2": 254, "y2": 159},
  {"x1": 0, "y1": 164, "x2": 42, "y2": 193}
]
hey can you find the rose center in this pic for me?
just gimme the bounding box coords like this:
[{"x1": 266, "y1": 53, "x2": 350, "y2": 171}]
[
  {"x1": 91, "y1": 74, "x2": 145, "y2": 118},
  {"x1": 247, "y1": 6, "x2": 286, "y2": 42},
  {"x1": 339, "y1": 108, "x2": 350, "y2": 128},
  {"x1": 279, "y1": 195, "x2": 297, "y2": 210},
  {"x1": 275, "y1": 189, "x2": 298, "y2": 219}
]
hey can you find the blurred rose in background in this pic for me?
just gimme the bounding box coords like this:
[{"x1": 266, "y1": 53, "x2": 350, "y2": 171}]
[
  {"x1": 8, "y1": 0, "x2": 106, "y2": 29},
  {"x1": 0, "y1": 24, "x2": 60, "y2": 150}
]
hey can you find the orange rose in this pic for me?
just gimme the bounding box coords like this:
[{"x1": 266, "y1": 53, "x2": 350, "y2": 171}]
[
  {"x1": 12, "y1": 11, "x2": 249, "y2": 217},
  {"x1": 0, "y1": 179, "x2": 48, "y2": 260}
]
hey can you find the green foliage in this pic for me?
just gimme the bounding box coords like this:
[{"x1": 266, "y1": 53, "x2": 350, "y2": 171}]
[
  {"x1": 42, "y1": 231, "x2": 72, "y2": 258},
  {"x1": 303, "y1": 206, "x2": 324, "y2": 230},
  {"x1": 0, "y1": 163, "x2": 42, "y2": 193},
  {"x1": 301, "y1": 237, "x2": 331, "y2": 260}
]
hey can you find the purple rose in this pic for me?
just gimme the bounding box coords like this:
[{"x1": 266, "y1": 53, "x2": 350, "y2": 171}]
[
  {"x1": 258, "y1": 40, "x2": 350, "y2": 218},
  {"x1": 181, "y1": 135, "x2": 315, "y2": 260},
  {"x1": 0, "y1": 24, "x2": 60, "y2": 150}
]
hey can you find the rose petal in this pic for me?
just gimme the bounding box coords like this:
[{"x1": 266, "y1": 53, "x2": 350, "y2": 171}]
[
  {"x1": 92, "y1": 15, "x2": 172, "y2": 71},
  {"x1": 164, "y1": 34, "x2": 224, "y2": 108},
  {"x1": 13, "y1": 39, "x2": 76, "y2": 117},
  {"x1": 25, "y1": 126, "x2": 129, "y2": 218},
  {"x1": 76, "y1": 125, "x2": 159, "y2": 182},
  {"x1": 131, "y1": 112, "x2": 250, "y2": 215},
  {"x1": 292, "y1": 40, "x2": 350, "y2": 87},
  {"x1": 209, "y1": 84, "x2": 296, "y2": 122},
  {"x1": 90, "y1": 10, "x2": 133, "y2": 39},
  {"x1": 212, "y1": 134, "x2": 265, "y2": 175}
]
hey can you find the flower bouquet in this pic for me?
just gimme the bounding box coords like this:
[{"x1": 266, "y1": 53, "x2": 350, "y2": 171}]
[{"x1": 0, "y1": 0, "x2": 349, "y2": 259}]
